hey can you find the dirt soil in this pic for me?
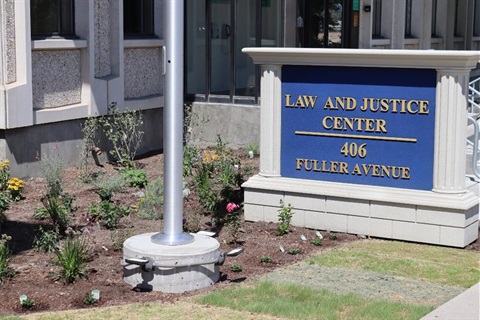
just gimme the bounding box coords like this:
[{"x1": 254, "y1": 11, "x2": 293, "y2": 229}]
[{"x1": 0, "y1": 151, "x2": 478, "y2": 316}]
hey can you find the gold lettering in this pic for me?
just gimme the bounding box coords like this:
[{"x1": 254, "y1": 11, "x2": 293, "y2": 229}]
[
  {"x1": 285, "y1": 94, "x2": 294, "y2": 108},
  {"x1": 324, "y1": 97, "x2": 336, "y2": 109},
  {"x1": 303, "y1": 95, "x2": 318, "y2": 108},
  {"x1": 419, "y1": 100, "x2": 429, "y2": 115}
]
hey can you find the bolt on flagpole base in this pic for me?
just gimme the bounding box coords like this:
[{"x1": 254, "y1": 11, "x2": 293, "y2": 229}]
[{"x1": 151, "y1": 232, "x2": 194, "y2": 246}]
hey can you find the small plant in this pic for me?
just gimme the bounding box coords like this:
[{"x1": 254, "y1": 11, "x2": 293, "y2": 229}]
[
  {"x1": 91, "y1": 173, "x2": 125, "y2": 201},
  {"x1": 260, "y1": 256, "x2": 273, "y2": 263},
  {"x1": 277, "y1": 200, "x2": 294, "y2": 236},
  {"x1": 40, "y1": 152, "x2": 64, "y2": 198},
  {"x1": 245, "y1": 142, "x2": 259, "y2": 158},
  {"x1": 328, "y1": 233, "x2": 338, "y2": 240},
  {"x1": 80, "y1": 116, "x2": 100, "y2": 180},
  {"x1": 182, "y1": 213, "x2": 202, "y2": 233},
  {"x1": 230, "y1": 264, "x2": 242, "y2": 272},
  {"x1": 98, "y1": 102, "x2": 144, "y2": 167},
  {"x1": 288, "y1": 248, "x2": 301, "y2": 255},
  {"x1": 7, "y1": 177, "x2": 24, "y2": 201},
  {"x1": 0, "y1": 159, "x2": 10, "y2": 190},
  {"x1": 183, "y1": 144, "x2": 199, "y2": 177},
  {"x1": 20, "y1": 296, "x2": 35, "y2": 309},
  {"x1": 88, "y1": 200, "x2": 130, "y2": 229},
  {"x1": 122, "y1": 168, "x2": 148, "y2": 188},
  {"x1": 225, "y1": 202, "x2": 242, "y2": 243},
  {"x1": 35, "y1": 195, "x2": 71, "y2": 231},
  {"x1": 136, "y1": 179, "x2": 164, "y2": 220},
  {"x1": 83, "y1": 292, "x2": 97, "y2": 305},
  {"x1": 0, "y1": 192, "x2": 10, "y2": 224},
  {"x1": 110, "y1": 229, "x2": 135, "y2": 251},
  {"x1": 311, "y1": 238, "x2": 323, "y2": 246},
  {"x1": 0, "y1": 234, "x2": 13, "y2": 284},
  {"x1": 33, "y1": 226, "x2": 60, "y2": 252},
  {"x1": 53, "y1": 235, "x2": 91, "y2": 284}
]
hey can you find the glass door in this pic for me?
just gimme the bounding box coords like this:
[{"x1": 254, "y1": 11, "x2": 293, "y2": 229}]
[
  {"x1": 298, "y1": 0, "x2": 344, "y2": 48},
  {"x1": 210, "y1": 0, "x2": 232, "y2": 96}
]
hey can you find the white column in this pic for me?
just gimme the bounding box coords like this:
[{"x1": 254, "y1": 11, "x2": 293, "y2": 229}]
[
  {"x1": 433, "y1": 69, "x2": 469, "y2": 193},
  {"x1": 259, "y1": 64, "x2": 282, "y2": 177}
]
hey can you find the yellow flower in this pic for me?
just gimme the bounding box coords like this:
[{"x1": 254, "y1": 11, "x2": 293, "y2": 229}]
[
  {"x1": 4, "y1": 159, "x2": 9, "y2": 163},
  {"x1": 12, "y1": 186, "x2": 18, "y2": 191}
]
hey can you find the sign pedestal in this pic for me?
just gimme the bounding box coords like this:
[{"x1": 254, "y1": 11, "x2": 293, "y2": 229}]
[{"x1": 242, "y1": 48, "x2": 480, "y2": 247}]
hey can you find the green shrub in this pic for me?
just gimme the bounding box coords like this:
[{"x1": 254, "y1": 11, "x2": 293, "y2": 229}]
[
  {"x1": 136, "y1": 179, "x2": 164, "y2": 220},
  {"x1": 0, "y1": 159, "x2": 10, "y2": 191},
  {"x1": 35, "y1": 195, "x2": 71, "y2": 231},
  {"x1": 183, "y1": 144, "x2": 199, "y2": 178},
  {"x1": 277, "y1": 200, "x2": 294, "y2": 236},
  {"x1": 53, "y1": 236, "x2": 91, "y2": 284},
  {"x1": 40, "y1": 152, "x2": 64, "y2": 198},
  {"x1": 83, "y1": 293, "x2": 97, "y2": 305},
  {"x1": 0, "y1": 234, "x2": 13, "y2": 284},
  {"x1": 33, "y1": 226, "x2": 60, "y2": 252},
  {"x1": 230, "y1": 264, "x2": 242, "y2": 272},
  {"x1": 311, "y1": 238, "x2": 323, "y2": 246},
  {"x1": 288, "y1": 248, "x2": 301, "y2": 255},
  {"x1": 91, "y1": 173, "x2": 125, "y2": 201},
  {"x1": 98, "y1": 102, "x2": 144, "y2": 167},
  {"x1": 122, "y1": 168, "x2": 148, "y2": 188},
  {"x1": 20, "y1": 297, "x2": 35, "y2": 309},
  {"x1": 88, "y1": 200, "x2": 130, "y2": 229},
  {"x1": 260, "y1": 256, "x2": 273, "y2": 263}
]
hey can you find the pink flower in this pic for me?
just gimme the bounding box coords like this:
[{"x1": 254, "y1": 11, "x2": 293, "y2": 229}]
[{"x1": 226, "y1": 202, "x2": 240, "y2": 213}]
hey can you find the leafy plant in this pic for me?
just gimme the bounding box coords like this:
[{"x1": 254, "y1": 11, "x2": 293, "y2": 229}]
[
  {"x1": 91, "y1": 173, "x2": 125, "y2": 201},
  {"x1": 245, "y1": 142, "x2": 259, "y2": 158},
  {"x1": 20, "y1": 297, "x2": 35, "y2": 309},
  {"x1": 328, "y1": 233, "x2": 338, "y2": 240},
  {"x1": 35, "y1": 195, "x2": 71, "y2": 231},
  {"x1": 311, "y1": 238, "x2": 323, "y2": 246},
  {"x1": 288, "y1": 248, "x2": 301, "y2": 255},
  {"x1": 40, "y1": 152, "x2": 64, "y2": 198},
  {"x1": 224, "y1": 202, "x2": 242, "y2": 243},
  {"x1": 98, "y1": 102, "x2": 144, "y2": 167},
  {"x1": 80, "y1": 116, "x2": 100, "y2": 180},
  {"x1": 122, "y1": 168, "x2": 147, "y2": 188},
  {"x1": 83, "y1": 293, "x2": 97, "y2": 305},
  {"x1": 53, "y1": 236, "x2": 91, "y2": 284},
  {"x1": 277, "y1": 200, "x2": 294, "y2": 236},
  {"x1": 260, "y1": 256, "x2": 272, "y2": 263},
  {"x1": 230, "y1": 264, "x2": 242, "y2": 272},
  {"x1": 0, "y1": 234, "x2": 13, "y2": 284},
  {"x1": 88, "y1": 200, "x2": 130, "y2": 229},
  {"x1": 0, "y1": 192, "x2": 9, "y2": 225},
  {"x1": 183, "y1": 144, "x2": 198, "y2": 177},
  {"x1": 0, "y1": 159, "x2": 10, "y2": 191},
  {"x1": 7, "y1": 177, "x2": 24, "y2": 201},
  {"x1": 110, "y1": 229, "x2": 135, "y2": 251},
  {"x1": 33, "y1": 226, "x2": 60, "y2": 252},
  {"x1": 136, "y1": 179, "x2": 164, "y2": 220}
]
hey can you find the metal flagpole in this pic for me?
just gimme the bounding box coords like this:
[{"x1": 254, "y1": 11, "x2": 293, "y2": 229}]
[{"x1": 151, "y1": 0, "x2": 193, "y2": 246}]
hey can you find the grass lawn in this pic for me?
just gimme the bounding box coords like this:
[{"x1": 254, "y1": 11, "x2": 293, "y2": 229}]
[{"x1": 4, "y1": 239, "x2": 479, "y2": 320}]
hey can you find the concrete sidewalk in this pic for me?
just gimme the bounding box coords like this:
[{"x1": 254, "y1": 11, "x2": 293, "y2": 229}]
[{"x1": 421, "y1": 282, "x2": 479, "y2": 320}]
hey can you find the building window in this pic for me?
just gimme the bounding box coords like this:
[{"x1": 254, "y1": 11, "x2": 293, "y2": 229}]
[
  {"x1": 30, "y1": 0, "x2": 75, "y2": 38},
  {"x1": 404, "y1": 0, "x2": 412, "y2": 37},
  {"x1": 474, "y1": 0, "x2": 480, "y2": 36},
  {"x1": 431, "y1": 0, "x2": 437, "y2": 36},
  {"x1": 372, "y1": 0, "x2": 382, "y2": 39},
  {"x1": 124, "y1": 0, "x2": 155, "y2": 37}
]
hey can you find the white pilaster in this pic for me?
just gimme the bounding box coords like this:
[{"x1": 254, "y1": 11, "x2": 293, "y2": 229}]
[
  {"x1": 433, "y1": 69, "x2": 469, "y2": 193},
  {"x1": 259, "y1": 64, "x2": 282, "y2": 177}
]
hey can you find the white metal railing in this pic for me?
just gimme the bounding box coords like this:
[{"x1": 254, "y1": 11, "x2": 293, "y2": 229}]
[{"x1": 468, "y1": 77, "x2": 480, "y2": 179}]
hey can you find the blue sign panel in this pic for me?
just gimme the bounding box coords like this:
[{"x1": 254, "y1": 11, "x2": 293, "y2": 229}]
[{"x1": 281, "y1": 65, "x2": 436, "y2": 190}]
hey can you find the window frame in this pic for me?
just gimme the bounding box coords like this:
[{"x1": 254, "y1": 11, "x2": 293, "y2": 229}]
[
  {"x1": 372, "y1": 0, "x2": 382, "y2": 39},
  {"x1": 30, "y1": 0, "x2": 76, "y2": 39},
  {"x1": 123, "y1": 0, "x2": 156, "y2": 38}
]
